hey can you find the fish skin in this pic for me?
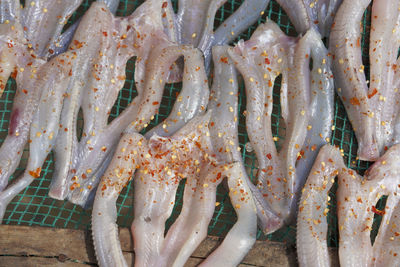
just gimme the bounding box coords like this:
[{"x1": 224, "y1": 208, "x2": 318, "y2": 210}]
[
  {"x1": 21, "y1": 0, "x2": 83, "y2": 58},
  {"x1": 92, "y1": 113, "x2": 214, "y2": 267},
  {"x1": 0, "y1": 21, "x2": 46, "y2": 192},
  {"x1": 228, "y1": 21, "x2": 333, "y2": 231},
  {"x1": 297, "y1": 145, "x2": 344, "y2": 267},
  {"x1": 297, "y1": 143, "x2": 400, "y2": 267},
  {"x1": 0, "y1": 0, "x2": 19, "y2": 24},
  {"x1": 329, "y1": 0, "x2": 381, "y2": 161},
  {"x1": 48, "y1": 0, "x2": 173, "y2": 203},
  {"x1": 0, "y1": 52, "x2": 72, "y2": 220},
  {"x1": 0, "y1": 0, "x2": 83, "y2": 205},
  {"x1": 197, "y1": 46, "x2": 257, "y2": 267},
  {"x1": 302, "y1": 0, "x2": 343, "y2": 37}
]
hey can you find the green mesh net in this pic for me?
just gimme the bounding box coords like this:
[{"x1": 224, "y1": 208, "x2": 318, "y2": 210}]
[{"x1": 1, "y1": 0, "x2": 378, "y2": 248}]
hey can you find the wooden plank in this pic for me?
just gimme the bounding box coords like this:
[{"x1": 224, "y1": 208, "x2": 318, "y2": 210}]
[
  {"x1": 0, "y1": 225, "x2": 95, "y2": 263},
  {"x1": 184, "y1": 257, "x2": 261, "y2": 267},
  {"x1": 118, "y1": 228, "x2": 294, "y2": 266},
  {"x1": 0, "y1": 225, "x2": 295, "y2": 266},
  {"x1": 0, "y1": 256, "x2": 89, "y2": 267}
]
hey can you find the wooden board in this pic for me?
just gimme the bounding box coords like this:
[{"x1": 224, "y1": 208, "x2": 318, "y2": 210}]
[{"x1": 0, "y1": 225, "x2": 296, "y2": 266}]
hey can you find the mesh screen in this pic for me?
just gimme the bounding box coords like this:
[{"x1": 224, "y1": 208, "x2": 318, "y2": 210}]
[{"x1": 1, "y1": 0, "x2": 376, "y2": 247}]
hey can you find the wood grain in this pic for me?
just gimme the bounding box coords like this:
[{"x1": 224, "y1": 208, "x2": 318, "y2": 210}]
[{"x1": 0, "y1": 225, "x2": 296, "y2": 266}]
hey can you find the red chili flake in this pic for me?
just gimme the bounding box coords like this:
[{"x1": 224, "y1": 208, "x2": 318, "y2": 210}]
[
  {"x1": 82, "y1": 173, "x2": 87, "y2": 179},
  {"x1": 152, "y1": 101, "x2": 159, "y2": 105},
  {"x1": 64, "y1": 128, "x2": 68, "y2": 132},
  {"x1": 11, "y1": 69, "x2": 17, "y2": 79},
  {"x1": 195, "y1": 141, "x2": 202, "y2": 149},
  {"x1": 7, "y1": 42, "x2": 13, "y2": 48},
  {"x1": 220, "y1": 57, "x2": 228, "y2": 64},
  {"x1": 48, "y1": 49, "x2": 54, "y2": 54},
  {"x1": 73, "y1": 40, "x2": 84, "y2": 49},
  {"x1": 162, "y1": 12, "x2": 167, "y2": 18},
  {"x1": 261, "y1": 169, "x2": 267, "y2": 173},
  {"x1": 216, "y1": 172, "x2": 222, "y2": 180},
  {"x1": 368, "y1": 88, "x2": 378, "y2": 99},
  {"x1": 162, "y1": 2, "x2": 168, "y2": 8},
  {"x1": 102, "y1": 31, "x2": 108, "y2": 37},
  {"x1": 372, "y1": 205, "x2": 385, "y2": 216},
  {"x1": 210, "y1": 122, "x2": 215, "y2": 127},
  {"x1": 22, "y1": 89, "x2": 28, "y2": 94},
  {"x1": 357, "y1": 37, "x2": 361, "y2": 48},
  {"x1": 29, "y1": 167, "x2": 42, "y2": 178},
  {"x1": 155, "y1": 150, "x2": 169, "y2": 159},
  {"x1": 349, "y1": 97, "x2": 360, "y2": 106},
  {"x1": 266, "y1": 153, "x2": 272, "y2": 160},
  {"x1": 264, "y1": 57, "x2": 270, "y2": 64}
]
